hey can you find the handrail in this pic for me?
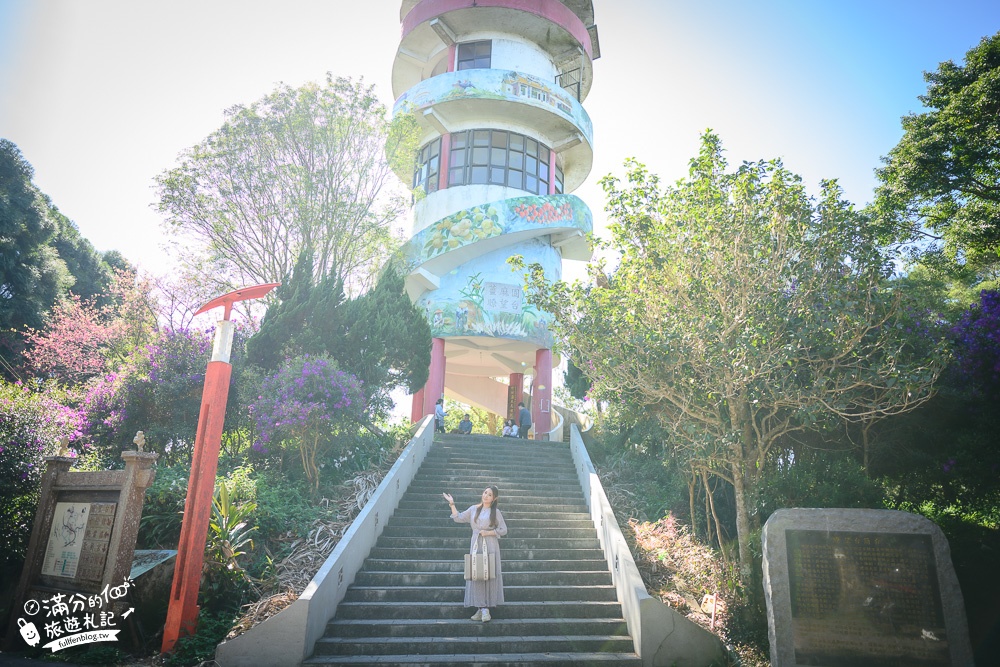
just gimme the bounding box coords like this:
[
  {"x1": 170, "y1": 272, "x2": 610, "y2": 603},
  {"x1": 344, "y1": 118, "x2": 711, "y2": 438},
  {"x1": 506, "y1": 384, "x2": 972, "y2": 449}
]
[
  {"x1": 568, "y1": 424, "x2": 725, "y2": 666},
  {"x1": 214, "y1": 416, "x2": 437, "y2": 667}
]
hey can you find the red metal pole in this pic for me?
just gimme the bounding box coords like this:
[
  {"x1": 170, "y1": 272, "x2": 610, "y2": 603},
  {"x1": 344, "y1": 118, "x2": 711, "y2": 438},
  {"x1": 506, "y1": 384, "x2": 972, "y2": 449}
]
[
  {"x1": 161, "y1": 360, "x2": 231, "y2": 652},
  {"x1": 160, "y1": 283, "x2": 278, "y2": 654}
]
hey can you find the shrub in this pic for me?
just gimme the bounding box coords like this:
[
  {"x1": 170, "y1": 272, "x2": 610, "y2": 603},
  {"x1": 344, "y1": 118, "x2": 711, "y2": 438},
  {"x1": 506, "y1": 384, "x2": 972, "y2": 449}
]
[
  {"x1": 77, "y1": 328, "x2": 213, "y2": 466},
  {"x1": 0, "y1": 380, "x2": 82, "y2": 561},
  {"x1": 251, "y1": 355, "x2": 363, "y2": 493}
]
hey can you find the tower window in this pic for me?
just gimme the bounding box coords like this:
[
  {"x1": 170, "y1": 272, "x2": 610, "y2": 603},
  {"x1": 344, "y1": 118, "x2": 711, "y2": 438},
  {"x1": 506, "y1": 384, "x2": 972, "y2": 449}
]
[
  {"x1": 457, "y1": 41, "x2": 491, "y2": 70},
  {"x1": 413, "y1": 137, "x2": 441, "y2": 194},
  {"x1": 414, "y1": 130, "x2": 560, "y2": 197}
]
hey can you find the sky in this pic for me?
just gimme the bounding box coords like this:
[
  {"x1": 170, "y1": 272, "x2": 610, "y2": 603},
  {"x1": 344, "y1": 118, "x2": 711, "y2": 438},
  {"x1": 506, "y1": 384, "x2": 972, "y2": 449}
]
[{"x1": 1, "y1": 0, "x2": 999, "y2": 282}]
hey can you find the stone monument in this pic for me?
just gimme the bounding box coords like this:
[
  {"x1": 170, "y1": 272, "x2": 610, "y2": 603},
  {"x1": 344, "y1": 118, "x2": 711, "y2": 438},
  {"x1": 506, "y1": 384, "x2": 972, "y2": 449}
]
[{"x1": 762, "y1": 508, "x2": 974, "y2": 666}]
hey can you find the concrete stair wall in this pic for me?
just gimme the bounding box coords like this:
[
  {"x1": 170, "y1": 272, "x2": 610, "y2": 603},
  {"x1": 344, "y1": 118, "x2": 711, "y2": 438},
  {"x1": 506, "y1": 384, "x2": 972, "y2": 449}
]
[{"x1": 303, "y1": 433, "x2": 641, "y2": 667}]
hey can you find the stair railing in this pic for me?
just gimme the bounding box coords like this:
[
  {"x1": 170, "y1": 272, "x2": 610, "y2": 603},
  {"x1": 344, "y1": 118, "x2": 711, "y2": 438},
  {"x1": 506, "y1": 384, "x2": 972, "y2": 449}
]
[
  {"x1": 568, "y1": 423, "x2": 726, "y2": 667},
  {"x1": 214, "y1": 415, "x2": 437, "y2": 667}
]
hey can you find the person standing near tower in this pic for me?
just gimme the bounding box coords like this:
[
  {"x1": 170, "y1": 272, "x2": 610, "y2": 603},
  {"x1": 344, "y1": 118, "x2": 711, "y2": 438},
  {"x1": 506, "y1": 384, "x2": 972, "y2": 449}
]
[
  {"x1": 435, "y1": 398, "x2": 447, "y2": 433},
  {"x1": 517, "y1": 402, "x2": 532, "y2": 439},
  {"x1": 442, "y1": 486, "x2": 507, "y2": 622}
]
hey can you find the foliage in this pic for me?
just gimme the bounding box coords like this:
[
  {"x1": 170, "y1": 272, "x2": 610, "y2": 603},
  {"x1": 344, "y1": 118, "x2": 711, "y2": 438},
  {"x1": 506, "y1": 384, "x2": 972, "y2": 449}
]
[
  {"x1": 0, "y1": 381, "x2": 83, "y2": 561},
  {"x1": 0, "y1": 140, "x2": 73, "y2": 377},
  {"x1": 47, "y1": 206, "x2": 115, "y2": 308},
  {"x1": 137, "y1": 464, "x2": 189, "y2": 549},
  {"x1": 950, "y1": 289, "x2": 1000, "y2": 397},
  {"x1": 248, "y1": 253, "x2": 430, "y2": 419},
  {"x1": 251, "y1": 354, "x2": 364, "y2": 492},
  {"x1": 23, "y1": 269, "x2": 158, "y2": 384},
  {"x1": 164, "y1": 610, "x2": 238, "y2": 667},
  {"x1": 155, "y1": 74, "x2": 420, "y2": 295},
  {"x1": 517, "y1": 133, "x2": 947, "y2": 575},
  {"x1": 873, "y1": 31, "x2": 1000, "y2": 281},
  {"x1": 77, "y1": 328, "x2": 213, "y2": 466}
]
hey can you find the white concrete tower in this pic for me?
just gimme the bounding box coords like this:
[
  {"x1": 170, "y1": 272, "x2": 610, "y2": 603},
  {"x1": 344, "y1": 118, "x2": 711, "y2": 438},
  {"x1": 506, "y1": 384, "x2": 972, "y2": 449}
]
[{"x1": 393, "y1": 0, "x2": 599, "y2": 437}]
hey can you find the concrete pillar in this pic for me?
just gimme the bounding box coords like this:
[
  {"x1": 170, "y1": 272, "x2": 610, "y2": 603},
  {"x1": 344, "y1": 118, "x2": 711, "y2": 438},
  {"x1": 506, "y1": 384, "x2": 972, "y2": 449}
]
[
  {"x1": 533, "y1": 349, "x2": 552, "y2": 440},
  {"x1": 422, "y1": 338, "x2": 446, "y2": 417}
]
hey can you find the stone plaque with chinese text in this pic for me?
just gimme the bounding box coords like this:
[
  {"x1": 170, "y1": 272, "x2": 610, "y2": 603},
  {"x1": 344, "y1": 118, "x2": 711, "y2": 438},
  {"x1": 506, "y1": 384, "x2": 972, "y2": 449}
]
[
  {"x1": 762, "y1": 509, "x2": 973, "y2": 666},
  {"x1": 483, "y1": 282, "x2": 523, "y2": 314}
]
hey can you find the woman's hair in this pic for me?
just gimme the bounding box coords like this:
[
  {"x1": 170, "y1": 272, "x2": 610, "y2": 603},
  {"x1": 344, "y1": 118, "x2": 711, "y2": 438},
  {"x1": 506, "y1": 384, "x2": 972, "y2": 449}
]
[{"x1": 474, "y1": 485, "x2": 500, "y2": 528}]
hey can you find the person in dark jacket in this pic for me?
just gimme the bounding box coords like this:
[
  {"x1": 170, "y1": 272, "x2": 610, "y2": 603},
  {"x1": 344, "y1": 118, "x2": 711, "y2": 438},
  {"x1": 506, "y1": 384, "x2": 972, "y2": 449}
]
[{"x1": 517, "y1": 402, "x2": 531, "y2": 439}]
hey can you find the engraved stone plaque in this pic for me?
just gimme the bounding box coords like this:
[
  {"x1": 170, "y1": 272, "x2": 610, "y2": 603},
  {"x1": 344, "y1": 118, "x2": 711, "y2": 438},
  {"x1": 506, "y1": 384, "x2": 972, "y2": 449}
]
[
  {"x1": 76, "y1": 502, "x2": 118, "y2": 582},
  {"x1": 483, "y1": 282, "x2": 523, "y2": 314},
  {"x1": 763, "y1": 509, "x2": 973, "y2": 666}
]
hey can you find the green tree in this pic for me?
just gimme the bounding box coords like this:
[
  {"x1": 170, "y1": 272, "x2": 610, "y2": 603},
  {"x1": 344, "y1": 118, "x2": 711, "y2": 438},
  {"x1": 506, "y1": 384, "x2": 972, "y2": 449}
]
[
  {"x1": 0, "y1": 140, "x2": 72, "y2": 377},
  {"x1": 48, "y1": 204, "x2": 115, "y2": 306},
  {"x1": 247, "y1": 253, "x2": 430, "y2": 421},
  {"x1": 518, "y1": 134, "x2": 946, "y2": 576},
  {"x1": 155, "y1": 74, "x2": 419, "y2": 295},
  {"x1": 873, "y1": 31, "x2": 1000, "y2": 282}
]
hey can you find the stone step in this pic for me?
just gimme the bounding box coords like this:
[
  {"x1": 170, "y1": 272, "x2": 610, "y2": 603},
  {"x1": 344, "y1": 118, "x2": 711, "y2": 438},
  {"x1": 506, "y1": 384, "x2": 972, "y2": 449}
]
[
  {"x1": 303, "y1": 652, "x2": 641, "y2": 667},
  {"x1": 332, "y1": 600, "x2": 629, "y2": 621},
  {"x1": 305, "y1": 437, "x2": 638, "y2": 665},
  {"x1": 362, "y1": 559, "x2": 611, "y2": 573},
  {"x1": 372, "y1": 537, "x2": 601, "y2": 550},
  {"x1": 386, "y1": 516, "x2": 596, "y2": 528},
  {"x1": 367, "y1": 547, "x2": 605, "y2": 560},
  {"x1": 352, "y1": 570, "x2": 612, "y2": 587},
  {"x1": 341, "y1": 585, "x2": 619, "y2": 603},
  {"x1": 311, "y1": 634, "x2": 637, "y2": 657},
  {"x1": 407, "y1": 477, "x2": 580, "y2": 490},
  {"x1": 380, "y1": 526, "x2": 596, "y2": 540},
  {"x1": 392, "y1": 509, "x2": 592, "y2": 521},
  {"x1": 324, "y1": 618, "x2": 629, "y2": 638},
  {"x1": 397, "y1": 501, "x2": 588, "y2": 513}
]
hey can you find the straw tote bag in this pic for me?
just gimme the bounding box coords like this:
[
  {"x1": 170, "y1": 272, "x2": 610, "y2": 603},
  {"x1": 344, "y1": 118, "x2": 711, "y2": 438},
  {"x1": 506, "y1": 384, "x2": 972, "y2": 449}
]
[{"x1": 464, "y1": 535, "x2": 496, "y2": 581}]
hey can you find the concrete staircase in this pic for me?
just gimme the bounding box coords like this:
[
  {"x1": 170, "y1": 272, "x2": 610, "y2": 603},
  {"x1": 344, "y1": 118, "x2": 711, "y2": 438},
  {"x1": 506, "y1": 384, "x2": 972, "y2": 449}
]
[{"x1": 302, "y1": 433, "x2": 641, "y2": 666}]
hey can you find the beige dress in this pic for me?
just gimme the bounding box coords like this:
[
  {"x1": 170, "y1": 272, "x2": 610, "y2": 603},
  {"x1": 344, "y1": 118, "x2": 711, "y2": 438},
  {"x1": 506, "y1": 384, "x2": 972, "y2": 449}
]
[{"x1": 452, "y1": 504, "x2": 507, "y2": 608}]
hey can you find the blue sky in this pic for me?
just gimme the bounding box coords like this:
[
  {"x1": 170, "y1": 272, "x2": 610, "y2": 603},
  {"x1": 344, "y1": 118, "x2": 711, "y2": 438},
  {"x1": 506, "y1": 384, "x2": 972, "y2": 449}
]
[{"x1": 1, "y1": 0, "x2": 998, "y2": 278}]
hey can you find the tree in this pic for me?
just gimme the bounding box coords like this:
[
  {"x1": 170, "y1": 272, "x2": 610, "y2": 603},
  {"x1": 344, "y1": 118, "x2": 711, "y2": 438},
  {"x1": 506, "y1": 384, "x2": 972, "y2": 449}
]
[
  {"x1": 518, "y1": 134, "x2": 946, "y2": 576},
  {"x1": 0, "y1": 140, "x2": 72, "y2": 377},
  {"x1": 873, "y1": 32, "x2": 1000, "y2": 281},
  {"x1": 48, "y1": 205, "x2": 115, "y2": 306},
  {"x1": 23, "y1": 269, "x2": 159, "y2": 382},
  {"x1": 247, "y1": 253, "x2": 431, "y2": 421},
  {"x1": 155, "y1": 75, "x2": 419, "y2": 295}
]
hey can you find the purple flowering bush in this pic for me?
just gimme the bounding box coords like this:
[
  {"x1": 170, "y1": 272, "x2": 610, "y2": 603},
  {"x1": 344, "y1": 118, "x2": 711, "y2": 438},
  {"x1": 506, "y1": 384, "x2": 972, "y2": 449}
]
[
  {"x1": 251, "y1": 355, "x2": 364, "y2": 492},
  {"x1": 77, "y1": 328, "x2": 213, "y2": 466},
  {"x1": 0, "y1": 381, "x2": 83, "y2": 560},
  {"x1": 951, "y1": 290, "x2": 1000, "y2": 397}
]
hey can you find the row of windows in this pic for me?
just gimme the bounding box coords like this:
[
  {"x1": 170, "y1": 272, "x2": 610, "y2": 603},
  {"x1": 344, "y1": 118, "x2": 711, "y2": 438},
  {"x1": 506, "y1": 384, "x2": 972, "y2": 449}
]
[{"x1": 413, "y1": 130, "x2": 564, "y2": 197}]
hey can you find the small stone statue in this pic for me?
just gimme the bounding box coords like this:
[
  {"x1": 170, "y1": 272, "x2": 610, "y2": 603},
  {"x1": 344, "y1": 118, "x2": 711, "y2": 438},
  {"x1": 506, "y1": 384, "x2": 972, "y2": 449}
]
[
  {"x1": 56, "y1": 437, "x2": 71, "y2": 457},
  {"x1": 133, "y1": 431, "x2": 145, "y2": 452}
]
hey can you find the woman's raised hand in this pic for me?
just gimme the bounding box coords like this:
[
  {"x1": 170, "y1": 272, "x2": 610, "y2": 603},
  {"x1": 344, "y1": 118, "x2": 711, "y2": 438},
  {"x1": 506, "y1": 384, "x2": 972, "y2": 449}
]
[{"x1": 442, "y1": 493, "x2": 454, "y2": 504}]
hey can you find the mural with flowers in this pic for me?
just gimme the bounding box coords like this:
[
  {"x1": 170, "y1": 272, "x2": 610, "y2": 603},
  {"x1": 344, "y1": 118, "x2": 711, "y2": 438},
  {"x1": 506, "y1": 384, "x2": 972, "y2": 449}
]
[
  {"x1": 410, "y1": 194, "x2": 591, "y2": 265},
  {"x1": 416, "y1": 241, "x2": 559, "y2": 347}
]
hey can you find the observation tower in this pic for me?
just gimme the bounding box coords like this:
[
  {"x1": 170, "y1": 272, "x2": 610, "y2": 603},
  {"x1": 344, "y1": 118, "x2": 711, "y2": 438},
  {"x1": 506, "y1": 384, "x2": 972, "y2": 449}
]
[{"x1": 393, "y1": 0, "x2": 600, "y2": 437}]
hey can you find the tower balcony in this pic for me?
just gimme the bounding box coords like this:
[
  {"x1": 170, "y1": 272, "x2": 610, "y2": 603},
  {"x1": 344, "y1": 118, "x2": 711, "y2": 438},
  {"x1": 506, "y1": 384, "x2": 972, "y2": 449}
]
[
  {"x1": 404, "y1": 193, "x2": 592, "y2": 302},
  {"x1": 393, "y1": 0, "x2": 597, "y2": 102},
  {"x1": 394, "y1": 69, "x2": 593, "y2": 192}
]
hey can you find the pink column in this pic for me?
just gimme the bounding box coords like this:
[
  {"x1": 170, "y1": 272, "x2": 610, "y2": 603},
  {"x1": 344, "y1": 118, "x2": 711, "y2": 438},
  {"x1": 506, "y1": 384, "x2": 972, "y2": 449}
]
[
  {"x1": 533, "y1": 349, "x2": 552, "y2": 440},
  {"x1": 509, "y1": 372, "x2": 524, "y2": 422},
  {"x1": 422, "y1": 337, "x2": 446, "y2": 417},
  {"x1": 437, "y1": 133, "x2": 452, "y2": 192},
  {"x1": 411, "y1": 387, "x2": 425, "y2": 424}
]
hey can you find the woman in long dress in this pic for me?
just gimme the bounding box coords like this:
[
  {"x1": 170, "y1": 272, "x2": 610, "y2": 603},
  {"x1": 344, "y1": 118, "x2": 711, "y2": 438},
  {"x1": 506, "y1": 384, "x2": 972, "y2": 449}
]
[{"x1": 442, "y1": 486, "x2": 507, "y2": 621}]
